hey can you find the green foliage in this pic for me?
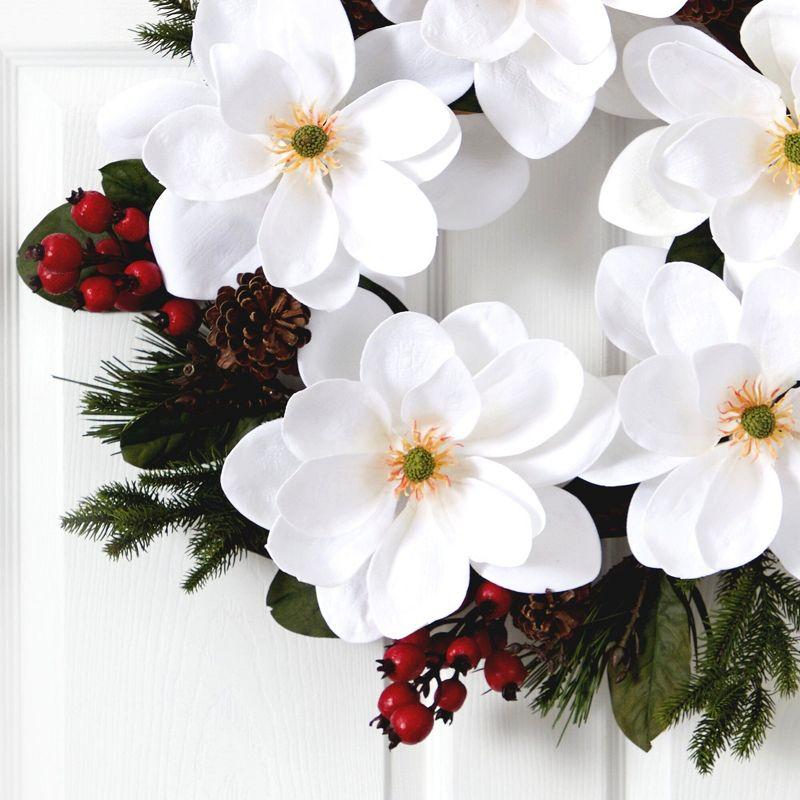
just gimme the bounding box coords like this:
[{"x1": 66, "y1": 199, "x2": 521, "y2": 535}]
[
  {"x1": 133, "y1": 0, "x2": 197, "y2": 60},
  {"x1": 62, "y1": 460, "x2": 269, "y2": 592},
  {"x1": 267, "y1": 571, "x2": 336, "y2": 639},
  {"x1": 661, "y1": 554, "x2": 800, "y2": 773},
  {"x1": 100, "y1": 160, "x2": 164, "y2": 212},
  {"x1": 667, "y1": 220, "x2": 725, "y2": 278}
]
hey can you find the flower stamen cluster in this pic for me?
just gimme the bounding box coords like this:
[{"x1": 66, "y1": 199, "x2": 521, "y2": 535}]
[
  {"x1": 387, "y1": 423, "x2": 458, "y2": 500},
  {"x1": 767, "y1": 117, "x2": 800, "y2": 192},
  {"x1": 270, "y1": 105, "x2": 341, "y2": 177}
]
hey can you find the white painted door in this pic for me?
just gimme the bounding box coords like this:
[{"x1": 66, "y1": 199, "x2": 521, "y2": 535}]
[{"x1": 4, "y1": 2, "x2": 800, "y2": 798}]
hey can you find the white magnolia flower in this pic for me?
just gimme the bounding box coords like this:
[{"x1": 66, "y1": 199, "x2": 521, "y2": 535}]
[
  {"x1": 588, "y1": 246, "x2": 800, "y2": 580},
  {"x1": 362, "y1": 1, "x2": 683, "y2": 159},
  {"x1": 601, "y1": 0, "x2": 800, "y2": 263},
  {"x1": 222, "y1": 303, "x2": 616, "y2": 641}
]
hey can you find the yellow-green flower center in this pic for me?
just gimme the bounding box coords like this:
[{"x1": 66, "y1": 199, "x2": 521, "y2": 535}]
[
  {"x1": 292, "y1": 125, "x2": 329, "y2": 159},
  {"x1": 403, "y1": 446, "x2": 437, "y2": 483},
  {"x1": 785, "y1": 132, "x2": 800, "y2": 166},
  {"x1": 741, "y1": 405, "x2": 776, "y2": 440}
]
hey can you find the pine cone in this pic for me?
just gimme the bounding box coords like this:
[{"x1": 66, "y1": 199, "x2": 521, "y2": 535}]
[
  {"x1": 676, "y1": 0, "x2": 737, "y2": 23},
  {"x1": 206, "y1": 268, "x2": 311, "y2": 382},
  {"x1": 341, "y1": 0, "x2": 391, "y2": 37}
]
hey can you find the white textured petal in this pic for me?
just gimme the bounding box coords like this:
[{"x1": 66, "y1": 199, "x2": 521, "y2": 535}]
[
  {"x1": 420, "y1": 113, "x2": 530, "y2": 230},
  {"x1": 372, "y1": 0, "x2": 427, "y2": 23},
  {"x1": 693, "y1": 343, "x2": 763, "y2": 424},
  {"x1": 367, "y1": 502, "x2": 470, "y2": 638},
  {"x1": 297, "y1": 287, "x2": 393, "y2": 385},
  {"x1": 221, "y1": 419, "x2": 299, "y2": 530},
  {"x1": 149, "y1": 189, "x2": 271, "y2": 300},
  {"x1": 393, "y1": 110, "x2": 462, "y2": 184},
  {"x1": 527, "y1": 0, "x2": 611, "y2": 65},
  {"x1": 440, "y1": 301, "x2": 529, "y2": 375},
  {"x1": 474, "y1": 486, "x2": 601, "y2": 592},
  {"x1": 626, "y1": 476, "x2": 665, "y2": 569},
  {"x1": 595, "y1": 244, "x2": 666, "y2": 360},
  {"x1": 143, "y1": 105, "x2": 279, "y2": 202},
  {"x1": 604, "y1": 0, "x2": 684, "y2": 14},
  {"x1": 316, "y1": 563, "x2": 382, "y2": 643},
  {"x1": 287, "y1": 246, "x2": 361, "y2": 312},
  {"x1": 465, "y1": 339, "x2": 584, "y2": 458},
  {"x1": 770, "y1": 441, "x2": 800, "y2": 579}
]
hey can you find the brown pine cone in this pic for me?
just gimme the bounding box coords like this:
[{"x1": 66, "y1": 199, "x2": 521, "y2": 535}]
[
  {"x1": 676, "y1": 0, "x2": 737, "y2": 23},
  {"x1": 341, "y1": 0, "x2": 391, "y2": 37},
  {"x1": 206, "y1": 268, "x2": 311, "y2": 382}
]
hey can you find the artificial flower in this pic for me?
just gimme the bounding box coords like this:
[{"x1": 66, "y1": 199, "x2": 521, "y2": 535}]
[
  {"x1": 588, "y1": 245, "x2": 800, "y2": 580},
  {"x1": 222, "y1": 303, "x2": 616, "y2": 641},
  {"x1": 600, "y1": 0, "x2": 800, "y2": 262}
]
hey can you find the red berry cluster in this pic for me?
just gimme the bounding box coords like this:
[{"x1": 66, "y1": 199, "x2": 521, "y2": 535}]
[{"x1": 371, "y1": 581, "x2": 528, "y2": 748}]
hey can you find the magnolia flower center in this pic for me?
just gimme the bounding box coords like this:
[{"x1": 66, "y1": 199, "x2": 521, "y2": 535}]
[
  {"x1": 270, "y1": 105, "x2": 341, "y2": 177},
  {"x1": 387, "y1": 423, "x2": 458, "y2": 501},
  {"x1": 767, "y1": 117, "x2": 800, "y2": 191},
  {"x1": 718, "y1": 379, "x2": 794, "y2": 458}
]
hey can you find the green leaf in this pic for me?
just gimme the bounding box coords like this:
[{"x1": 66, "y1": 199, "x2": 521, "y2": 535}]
[
  {"x1": 119, "y1": 407, "x2": 272, "y2": 469},
  {"x1": 666, "y1": 220, "x2": 724, "y2": 278},
  {"x1": 267, "y1": 571, "x2": 336, "y2": 638},
  {"x1": 450, "y1": 86, "x2": 481, "y2": 114},
  {"x1": 100, "y1": 159, "x2": 165, "y2": 212},
  {"x1": 608, "y1": 575, "x2": 692, "y2": 751}
]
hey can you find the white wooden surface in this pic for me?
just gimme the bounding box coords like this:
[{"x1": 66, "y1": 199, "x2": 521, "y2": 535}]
[{"x1": 4, "y1": 2, "x2": 800, "y2": 798}]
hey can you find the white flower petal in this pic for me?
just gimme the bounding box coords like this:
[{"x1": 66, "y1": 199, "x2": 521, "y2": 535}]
[
  {"x1": 221, "y1": 419, "x2": 299, "y2": 530},
  {"x1": 605, "y1": 0, "x2": 684, "y2": 13},
  {"x1": 618, "y1": 354, "x2": 719, "y2": 457},
  {"x1": 277, "y1": 452, "x2": 390, "y2": 535},
  {"x1": 400, "y1": 357, "x2": 481, "y2": 440},
  {"x1": 259, "y1": 172, "x2": 339, "y2": 288},
  {"x1": 372, "y1": 0, "x2": 427, "y2": 23},
  {"x1": 283, "y1": 379, "x2": 391, "y2": 461},
  {"x1": 393, "y1": 109, "x2": 463, "y2": 184},
  {"x1": 316, "y1": 563, "x2": 382, "y2": 643},
  {"x1": 739, "y1": 266, "x2": 800, "y2": 388},
  {"x1": 626, "y1": 476, "x2": 666, "y2": 569},
  {"x1": 693, "y1": 343, "x2": 763, "y2": 424},
  {"x1": 769, "y1": 441, "x2": 800, "y2": 579},
  {"x1": 348, "y1": 21, "x2": 474, "y2": 105},
  {"x1": 360, "y1": 312, "x2": 456, "y2": 417},
  {"x1": 595, "y1": 244, "x2": 666, "y2": 360},
  {"x1": 256, "y1": 0, "x2": 355, "y2": 109},
  {"x1": 420, "y1": 113, "x2": 530, "y2": 230},
  {"x1": 527, "y1": 0, "x2": 611, "y2": 66},
  {"x1": 643, "y1": 260, "x2": 742, "y2": 356},
  {"x1": 440, "y1": 301, "x2": 529, "y2": 375},
  {"x1": 143, "y1": 105, "x2": 279, "y2": 202},
  {"x1": 287, "y1": 245, "x2": 361, "y2": 312},
  {"x1": 367, "y1": 502, "x2": 471, "y2": 639},
  {"x1": 298, "y1": 287, "x2": 393, "y2": 385},
  {"x1": 475, "y1": 53, "x2": 594, "y2": 160},
  {"x1": 98, "y1": 78, "x2": 215, "y2": 160},
  {"x1": 332, "y1": 154, "x2": 438, "y2": 277},
  {"x1": 599, "y1": 127, "x2": 708, "y2": 237},
  {"x1": 465, "y1": 339, "x2": 584, "y2": 458},
  {"x1": 474, "y1": 486, "x2": 601, "y2": 592},
  {"x1": 500, "y1": 373, "x2": 618, "y2": 487},
  {"x1": 149, "y1": 189, "x2": 271, "y2": 300}
]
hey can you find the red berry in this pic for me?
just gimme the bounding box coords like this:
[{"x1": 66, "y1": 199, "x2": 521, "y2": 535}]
[
  {"x1": 484, "y1": 651, "x2": 527, "y2": 700},
  {"x1": 377, "y1": 683, "x2": 419, "y2": 719},
  {"x1": 378, "y1": 643, "x2": 426, "y2": 683},
  {"x1": 390, "y1": 704, "x2": 434, "y2": 745},
  {"x1": 95, "y1": 238, "x2": 123, "y2": 275},
  {"x1": 399, "y1": 628, "x2": 430, "y2": 651},
  {"x1": 158, "y1": 298, "x2": 202, "y2": 336},
  {"x1": 27, "y1": 233, "x2": 83, "y2": 273},
  {"x1": 426, "y1": 632, "x2": 452, "y2": 667},
  {"x1": 68, "y1": 189, "x2": 114, "y2": 233},
  {"x1": 475, "y1": 581, "x2": 513, "y2": 620},
  {"x1": 434, "y1": 679, "x2": 467, "y2": 713},
  {"x1": 113, "y1": 207, "x2": 149, "y2": 242},
  {"x1": 124, "y1": 260, "x2": 162, "y2": 296},
  {"x1": 472, "y1": 627, "x2": 493, "y2": 660},
  {"x1": 446, "y1": 636, "x2": 482, "y2": 673},
  {"x1": 79, "y1": 276, "x2": 118, "y2": 312},
  {"x1": 36, "y1": 263, "x2": 79, "y2": 295},
  {"x1": 114, "y1": 290, "x2": 146, "y2": 312}
]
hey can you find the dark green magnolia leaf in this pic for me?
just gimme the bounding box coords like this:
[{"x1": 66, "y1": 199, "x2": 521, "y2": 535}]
[
  {"x1": 100, "y1": 159, "x2": 164, "y2": 212},
  {"x1": 666, "y1": 220, "x2": 724, "y2": 278},
  {"x1": 267, "y1": 571, "x2": 336, "y2": 638},
  {"x1": 120, "y1": 407, "x2": 272, "y2": 469},
  {"x1": 608, "y1": 576, "x2": 692, "y2": 752},
  {"x1": 450, "y1": 86, "x2": 482, "y2": 114}
]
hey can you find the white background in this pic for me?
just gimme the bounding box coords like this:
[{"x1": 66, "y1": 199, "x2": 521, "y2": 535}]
[{"x1": 3, "y1": 1, "x2": 800, "y2": 797}]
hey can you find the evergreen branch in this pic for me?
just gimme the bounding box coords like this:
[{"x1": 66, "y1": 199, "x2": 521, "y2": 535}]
[{"x1": 132, "y1": 0, "x2": 197, "y2": 60}]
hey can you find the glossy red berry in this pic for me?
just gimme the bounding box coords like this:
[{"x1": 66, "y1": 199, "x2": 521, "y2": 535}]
[
  {"x1": 124, "y1": 260, "x2": 162, "y2": 296},
  {"x1": 446, "y1": 636, "x2": 482, "y2": 674},
  {"x1": 35, "y1": 263, "x2": 79, "y2": 295},
  {"x1": 114, "y1": 290, "x2": 146, "y2": 312},
  {"x1": 475, "y1": 581, "x2": 513, "y2": 620},
  {"x1": 389, "y1": 703, "x2": 434, "y2": 745},
  {"x1": 27, "y1": 232, "x2": 83, "y2": 273},
  {"x1": 472, "y1": 627, "x2": 493, "y2": 660},
  {"x1": 484, "y1": 651, "x2": 527, "y2": 700},
  {"x1": 434, "y1": 679, "x2": 467, "y2": 713},
  {"x1": 377, "y1": 683, "x2": 419, "y2": 719},
  {"x1": 157, "y1": 299, "x2": 202, "y2": 336},
  {"x1": 378, "y1": 643, "x2": 426, "y2": 683},
  {"x1": 113, "y1": 207, "x2": 149, "y2": 242},
  {"x1": 68, "y1": 189, "x2": 114, "y2": 233},
  {"x1": 95, "y1": 237, "x2": 123, "y2": 275},
  {"x1": 79, "y1": 276, "x2": 118, "y2": 312},
  {"x1": 399, "y1": 628, "x2": 430, "y2": 651}
]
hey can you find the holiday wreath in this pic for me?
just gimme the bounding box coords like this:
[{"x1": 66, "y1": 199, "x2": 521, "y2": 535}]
[{"x1": 19, "y1": 0, "x2": 800, "y2": 772}]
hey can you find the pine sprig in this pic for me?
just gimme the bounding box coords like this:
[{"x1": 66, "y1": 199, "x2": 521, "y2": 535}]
[{"x1": 133, "y1": 0, "x2": 197, "y2": 60}]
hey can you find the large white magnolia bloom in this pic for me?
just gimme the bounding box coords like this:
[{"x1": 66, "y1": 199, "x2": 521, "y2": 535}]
[
  {"x1": 588, "y1": 246, "x2": 800, "y2": 580},
  {"x1": 601, "y1": 0, "x2": 800, "y2": 263},
  {"x1": 222, "y1": 303, "x2": 616, "y2": 641},
  {"x1": 364, "y1": 0, "x2": 684, "y2": 158}
]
